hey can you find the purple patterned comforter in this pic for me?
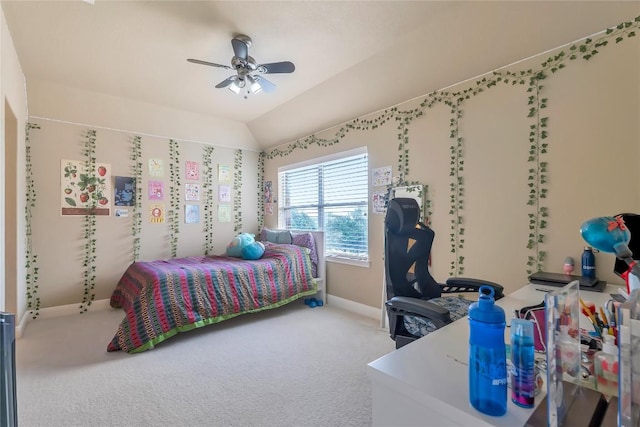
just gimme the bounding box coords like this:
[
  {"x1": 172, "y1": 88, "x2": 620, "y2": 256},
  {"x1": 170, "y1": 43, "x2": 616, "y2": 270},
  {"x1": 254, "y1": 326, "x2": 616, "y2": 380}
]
[{"x1": 108, "y1": 244, "x2": 317, "y2": 353}]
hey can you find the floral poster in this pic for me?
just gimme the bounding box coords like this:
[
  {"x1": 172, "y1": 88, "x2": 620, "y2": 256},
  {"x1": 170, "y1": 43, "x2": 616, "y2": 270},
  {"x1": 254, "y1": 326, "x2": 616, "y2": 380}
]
[
  {"x1": 185, "y1": 161, "x2": 199, "y2": 180},
  {"x1": 149, "y1": 204, "x2": 165, "y2": 223},
  {"x1": 114, "y1": 176, "x2": 135, "y2": 206},
  {"x1": 148, "y1": 158, "x2": 164, "y2": 177},
  {"x1": 218, "y1": 205, "x2": 231, "y2": 223},
  {"x1": 218, "y1": 164, "x2": 231, "y2": 183},
  {"x1": 218, "y1": 185, "x2": 231, "y2": 203},
  {"x1": 148, "y1": 180, "x2": 164, "y2": 200},
  {"x1": 185, "y1": 183, "x2": 200, "y2": 201},
  {"x1": 61, "y1": 159, "x2": 112, "y2": 216},
  {"x1": 185, "y1": 204, "x2": 199, "y2": 224}
]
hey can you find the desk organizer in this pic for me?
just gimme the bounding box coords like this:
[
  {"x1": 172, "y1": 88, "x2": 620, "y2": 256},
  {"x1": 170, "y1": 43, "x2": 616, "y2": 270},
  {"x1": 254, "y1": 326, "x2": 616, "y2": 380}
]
[{"x1": 618, "y1": 289, "x2": 640, "y2": 427}]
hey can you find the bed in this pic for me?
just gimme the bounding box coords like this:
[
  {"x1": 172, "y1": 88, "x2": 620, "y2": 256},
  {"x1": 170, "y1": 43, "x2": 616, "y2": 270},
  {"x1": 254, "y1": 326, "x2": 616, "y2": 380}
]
[{"x1": 108, "y1": 230, "x2": 324, "y2": 353}]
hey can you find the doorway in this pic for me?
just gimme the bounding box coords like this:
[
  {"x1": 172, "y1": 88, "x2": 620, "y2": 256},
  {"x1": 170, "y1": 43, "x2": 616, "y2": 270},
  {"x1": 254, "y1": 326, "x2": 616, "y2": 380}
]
[{"x1": 4, "y1": 100, "x2": 17, "y2": 315}]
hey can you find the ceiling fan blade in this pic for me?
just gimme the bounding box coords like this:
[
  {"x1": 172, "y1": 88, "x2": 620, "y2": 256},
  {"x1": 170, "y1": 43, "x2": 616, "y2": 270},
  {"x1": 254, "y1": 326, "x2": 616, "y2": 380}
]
[
  {"x1": 231, "y1": 38, "x2": 248, "y2": 60},
  {"x1": 257, "y1": 61, "x2": 295, "y2": 74},
  {"x1": 215, "y1": 76, "x2": 236, "y2": 89},
  {"x1": 187, "y1": 58, "x2": 232, "y2": 70},
  {"x1": 254, "y1": 75, "x2": 276, "y2": 93}
]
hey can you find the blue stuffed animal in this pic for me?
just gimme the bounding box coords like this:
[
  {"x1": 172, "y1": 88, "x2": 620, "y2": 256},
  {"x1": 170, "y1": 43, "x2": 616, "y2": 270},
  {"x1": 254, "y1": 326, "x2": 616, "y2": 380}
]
[
  {"x1": 242, "y1": 241, "x2": 265, "y2": 260},
  {"x1": 226, "y1": 233, "x2": 255, "y2": 258}
]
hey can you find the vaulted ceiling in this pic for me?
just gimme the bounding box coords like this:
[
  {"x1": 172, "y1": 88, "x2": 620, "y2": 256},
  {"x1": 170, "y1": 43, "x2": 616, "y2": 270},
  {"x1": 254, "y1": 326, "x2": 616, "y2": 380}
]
[{"x1": 2, "y1": 1, "x2": 638, "y2": 149}]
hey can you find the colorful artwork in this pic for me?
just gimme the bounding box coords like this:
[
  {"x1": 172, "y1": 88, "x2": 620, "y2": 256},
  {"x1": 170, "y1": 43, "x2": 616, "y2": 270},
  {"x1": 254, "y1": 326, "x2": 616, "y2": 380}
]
[
  {"x1": 218, "y1": 185, "x2": 231, "y2": 203},
  {"x1": 148, "y1": 158, "x2": 163, "y2": 177},
  {"x1": 185, "y1": 204, "x2": 199, "y2": 224},
  {"x1": 185, "y1": 183, "x2": 200, "y2": 201},
  {"x1": 185, "y1": 161, "x2": 199, "y2": 180},
  {"x1": 265, "y1": 203, "x2": 274, "y2": 215},
  {"x1": 372, "y1": 166, "x2": 392, "y2": 187},
  {"x1": 149, "y1": 204, "x2": 165, "y2": 223},
  {"x1": 148, "y1": 180, "x2": 164, "y2": 200},
  {"x1": 114, "y1": 176, "x2": 136, "y2": 206},
  {"x1": 218, "y1": 205, "x2": 231, "y2": 223},
  {"x1": 61, "y1": 159, "x2": 112, "y2": 216},
  {"x1": 218, "y1": 164, "x2": 231, "y2": 183}
]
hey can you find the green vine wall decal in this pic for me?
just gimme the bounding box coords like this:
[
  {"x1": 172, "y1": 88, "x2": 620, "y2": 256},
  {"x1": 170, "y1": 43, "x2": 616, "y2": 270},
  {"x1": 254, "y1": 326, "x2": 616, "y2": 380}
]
[
  {"x1": 526, "y1": 80, "x2": 549, "y2": 274},
  {"x1": 445, "y1": 99, "x2": 465, "y2": 275},
  {"x1": 258, "y1": 152, "x2": 265, "y2": 232},
  {"x1": 25, "y1": 122, "x2": 41, "y2": 318},
  {"x1": 80, "y1": 129, "x2": 98, "y2": 313},
  {"x1": 130, "y1": 135, "x2": 143, "y2": 262},
  {"x1": 233, "y1": 149, "x2": 243, "y2": 232},
  {"x1": 203, "y1": 146, "x2": 215, "y2": 255},
  {"x1": 168, "y1": 139, "x2": 181, "y2": 258},
  {"x1": 261, "y1": 15, "x2": 639, "y2": 276}
]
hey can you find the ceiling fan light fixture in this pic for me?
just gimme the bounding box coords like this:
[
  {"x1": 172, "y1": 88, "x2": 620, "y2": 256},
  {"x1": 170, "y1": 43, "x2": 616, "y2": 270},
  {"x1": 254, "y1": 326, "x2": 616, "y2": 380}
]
[
  {"x1": 228, "y1": 82, "x2": 242, "y2": 95},
  {"x1": 247, "y1": 75, "x2": 262, "y2": 94}
]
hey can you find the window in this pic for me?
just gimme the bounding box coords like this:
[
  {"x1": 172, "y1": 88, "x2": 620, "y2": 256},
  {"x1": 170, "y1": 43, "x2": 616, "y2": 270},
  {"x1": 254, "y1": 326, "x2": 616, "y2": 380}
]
[{"x1": 278, "y1": 147, "x2": 369, "y2": 262}]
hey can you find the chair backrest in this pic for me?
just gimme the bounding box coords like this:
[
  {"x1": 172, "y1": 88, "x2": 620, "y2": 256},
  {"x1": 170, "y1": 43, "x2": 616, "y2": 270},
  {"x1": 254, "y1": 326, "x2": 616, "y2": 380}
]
[
  {"x1": 615, "y1": 213, "x2": 640, "y2": 277},
  {"x1": 384, "y1": 198, "x2": 442, "y2": 300}
]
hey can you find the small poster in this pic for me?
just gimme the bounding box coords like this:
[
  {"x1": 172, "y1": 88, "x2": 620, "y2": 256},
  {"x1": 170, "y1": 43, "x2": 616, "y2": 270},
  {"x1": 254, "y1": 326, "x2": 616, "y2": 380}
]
[
  {"x1": 149, "y1": 204, "x2": 165, "y2": 223},
  {"x1": 148, "y1": 158, "x2": 164, "y2": 177},
  {"x1": 264, "y1": 181, "x2": 273, "y2": 204},
  {"x1": 372, "y1": 166, "x2": 392, "y2": 187},
  {"x1": 218, "y1": 185, "x2": 231, "y2": 203},
  {"x1": 185, "y1": 183, "x2": 200, "y2": 201},
  {"x1": 114, "y1": 176, "x2": 135, "y2": 206},
  {"x1": 148, "y1": 180, "x2": 164, "y2": 200},
  {"x1": 185, "y1": 204, "x2": 199, "y2": 224},
  {"x1": 114, "y1": 208, "x2": 129, "y2": 218},
  {"x1": 185, "y1": 161, "x2": 199, "y2": 180},
  {"x1": 218, "y1": 205, "x2": 231, "y2": 222},
  {"x1": 372, "y1": 190, "x2": 387, "y2": 214},
  {"x1": 265, "y1": 203, "x2": 274, "y2": 215},
  {"x1": 61, "y1": 159, "x2": 112, "y2": 216},
  {"x1": 218, "y1": 164, "x2": 231, "y2": 183}
]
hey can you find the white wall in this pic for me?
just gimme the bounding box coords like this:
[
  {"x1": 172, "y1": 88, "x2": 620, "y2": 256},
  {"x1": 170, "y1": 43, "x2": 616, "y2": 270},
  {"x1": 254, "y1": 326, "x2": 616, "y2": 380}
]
[
  {"x1": 263, "y1": 21, "x2": 640, "y2": 309},
  {"x1": 0, "y1": 7, "x2": 27, "y2": 318}
]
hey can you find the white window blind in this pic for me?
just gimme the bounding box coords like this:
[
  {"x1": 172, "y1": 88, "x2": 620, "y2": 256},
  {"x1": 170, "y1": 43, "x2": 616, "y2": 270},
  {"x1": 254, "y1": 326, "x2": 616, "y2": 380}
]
[{"x1": 278, "y1": 149, "x2": 369, "y2": 261}]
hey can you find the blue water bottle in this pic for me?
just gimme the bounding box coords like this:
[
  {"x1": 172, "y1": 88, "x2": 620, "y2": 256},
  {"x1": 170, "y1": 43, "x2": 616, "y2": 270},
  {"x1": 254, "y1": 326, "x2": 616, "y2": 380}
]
[
  {"x1": 581, "y1": 246, "x2": 596, "y2": 279},
  {"x1": 468, "y1": 285, "x2": 507, "y2": 416}
]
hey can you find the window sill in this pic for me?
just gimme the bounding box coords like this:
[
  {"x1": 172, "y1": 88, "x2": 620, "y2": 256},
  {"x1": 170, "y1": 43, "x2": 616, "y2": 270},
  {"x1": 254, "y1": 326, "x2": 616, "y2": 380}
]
[{"x1": 326, "y1": 256, "x2": 370, "y2": 268}]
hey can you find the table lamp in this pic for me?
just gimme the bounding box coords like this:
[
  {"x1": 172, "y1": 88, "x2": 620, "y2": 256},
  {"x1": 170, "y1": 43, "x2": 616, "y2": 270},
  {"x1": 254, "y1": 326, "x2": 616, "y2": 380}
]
[{"x1": 580, "y1": 215, "x2": 640, "y2": 293}]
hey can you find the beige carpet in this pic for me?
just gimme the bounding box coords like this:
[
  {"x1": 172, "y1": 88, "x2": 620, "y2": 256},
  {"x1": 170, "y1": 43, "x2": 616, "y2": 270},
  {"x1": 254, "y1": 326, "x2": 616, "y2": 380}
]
[{"x1": 16, "y1": 300, "x2": 394, "y2": 427}]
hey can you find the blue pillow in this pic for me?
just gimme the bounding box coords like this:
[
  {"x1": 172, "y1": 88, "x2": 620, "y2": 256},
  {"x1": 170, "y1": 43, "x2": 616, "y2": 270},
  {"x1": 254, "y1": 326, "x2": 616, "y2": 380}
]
[{"x1": 242, "y1": 241, "x2": 265, "y2": 260}]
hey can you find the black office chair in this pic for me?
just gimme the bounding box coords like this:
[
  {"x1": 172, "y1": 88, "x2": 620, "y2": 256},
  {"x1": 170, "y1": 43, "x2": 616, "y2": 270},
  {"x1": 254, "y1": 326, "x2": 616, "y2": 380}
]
[{"x1": 384, "y1": 198, "x2": 504, "y2": 349}]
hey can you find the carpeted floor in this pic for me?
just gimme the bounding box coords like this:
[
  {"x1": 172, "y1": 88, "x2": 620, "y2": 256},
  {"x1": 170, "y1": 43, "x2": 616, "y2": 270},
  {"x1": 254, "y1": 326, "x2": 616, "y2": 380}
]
[{"x1": 16, "y1": 300, "x2": 394, "y2": 427}]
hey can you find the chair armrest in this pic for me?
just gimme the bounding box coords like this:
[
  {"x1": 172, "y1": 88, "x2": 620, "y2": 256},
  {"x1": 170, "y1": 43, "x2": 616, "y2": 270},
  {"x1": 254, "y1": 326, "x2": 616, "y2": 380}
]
[
  {"x1": 386, "y1": 296, "x2": 451, "y2": 323},
  {"x1": 443, "y1": 277, "x2": 505, "y2": 299}
]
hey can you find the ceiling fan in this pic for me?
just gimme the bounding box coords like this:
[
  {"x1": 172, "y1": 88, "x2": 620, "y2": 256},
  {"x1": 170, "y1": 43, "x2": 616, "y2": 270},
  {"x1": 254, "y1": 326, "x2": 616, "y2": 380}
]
[{"x1": 187, "y1": 34, "x2": 295, "y2": 98}]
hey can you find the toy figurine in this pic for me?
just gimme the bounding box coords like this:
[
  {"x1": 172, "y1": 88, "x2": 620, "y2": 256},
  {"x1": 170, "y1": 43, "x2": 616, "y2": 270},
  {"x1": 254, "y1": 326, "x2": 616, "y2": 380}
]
[{"x1": 563, "y1": 257, "x2": 575, "y2": 275}]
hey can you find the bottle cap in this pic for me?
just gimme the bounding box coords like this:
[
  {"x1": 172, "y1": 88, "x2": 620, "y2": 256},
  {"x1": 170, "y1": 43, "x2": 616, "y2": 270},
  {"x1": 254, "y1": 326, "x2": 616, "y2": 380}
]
[
  {"x1": 602, "y1": 334, "x2": 617, "y2": 355},
  {"x1": 511, "y1": 318, "x2": 534, "y2": 339},
  {"x1": 468, "y1": 285, "x2": 505, "y2": 324}
]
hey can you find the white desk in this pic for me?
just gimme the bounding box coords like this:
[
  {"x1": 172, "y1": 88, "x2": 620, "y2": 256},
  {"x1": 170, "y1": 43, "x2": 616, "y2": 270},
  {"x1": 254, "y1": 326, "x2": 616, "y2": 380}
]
[{"x1": 367, "y1": 283, "x2": 621, "y2": 427}]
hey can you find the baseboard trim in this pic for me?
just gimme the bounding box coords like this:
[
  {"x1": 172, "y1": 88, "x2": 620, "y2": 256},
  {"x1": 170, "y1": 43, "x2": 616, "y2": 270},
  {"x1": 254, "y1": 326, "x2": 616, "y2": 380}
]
[
  {"x1": 17, "y1": 298, "x2": 113, "y2": 338},
  {"x1": 326, "y1": 294, "x2": 380, "y2": 320},
  {"x1": 36, "y1": 298, "x2": 112, "y2": 320}
]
